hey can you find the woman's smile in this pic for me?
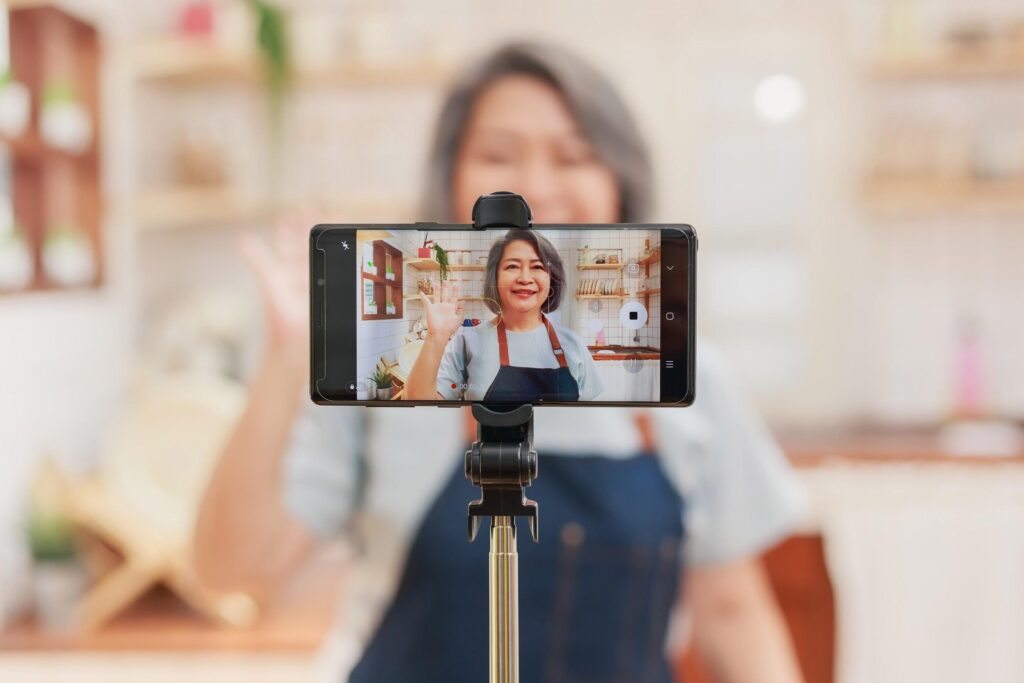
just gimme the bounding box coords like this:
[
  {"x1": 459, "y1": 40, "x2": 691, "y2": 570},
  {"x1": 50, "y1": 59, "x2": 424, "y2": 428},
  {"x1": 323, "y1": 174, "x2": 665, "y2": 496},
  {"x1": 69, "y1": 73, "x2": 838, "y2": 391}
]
[{"x1": 511, "y1": 286, "x2": 538, "y2": 300}]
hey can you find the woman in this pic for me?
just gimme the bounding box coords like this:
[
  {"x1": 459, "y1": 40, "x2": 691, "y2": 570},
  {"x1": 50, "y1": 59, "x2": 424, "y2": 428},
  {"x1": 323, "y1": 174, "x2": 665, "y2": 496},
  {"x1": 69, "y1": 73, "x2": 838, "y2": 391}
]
[
  {"x1": 405, "y1": 229, "x2": 603, "y2": 402},
  {"x1": 195, "y1": 42, "x2": 806, "y2": 683}
]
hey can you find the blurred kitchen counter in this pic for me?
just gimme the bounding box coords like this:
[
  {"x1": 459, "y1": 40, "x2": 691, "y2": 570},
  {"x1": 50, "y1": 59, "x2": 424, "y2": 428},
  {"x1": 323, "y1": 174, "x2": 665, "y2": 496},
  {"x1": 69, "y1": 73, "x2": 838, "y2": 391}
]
[
  {"x1": 779, "y1": 426, "x2": 1024, "y2": 467},
  {"x1": 769, "y1": 427, "x2": 1024, "y2": 683},
  {"x1": 0, "y1": 549, "x2": 346, "y2": 681}
]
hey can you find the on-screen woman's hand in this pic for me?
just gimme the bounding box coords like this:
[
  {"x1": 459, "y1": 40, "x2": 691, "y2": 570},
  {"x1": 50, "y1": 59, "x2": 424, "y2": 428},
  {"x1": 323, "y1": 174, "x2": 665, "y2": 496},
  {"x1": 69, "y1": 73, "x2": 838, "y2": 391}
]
[{"x1": 420, "y1": 281, "x2": 465, "y2": 344}]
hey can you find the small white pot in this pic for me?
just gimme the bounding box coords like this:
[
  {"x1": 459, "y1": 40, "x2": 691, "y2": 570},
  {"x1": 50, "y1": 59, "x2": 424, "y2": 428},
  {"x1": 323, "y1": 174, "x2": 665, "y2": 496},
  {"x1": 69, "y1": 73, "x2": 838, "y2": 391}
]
[
  {"x1": 43, "y1": 233, "x2": 96, "y2": 287},
  {"x1": 33, "y1": 562, "x2": 85, "y2": 633},
  {"x1": 40, "y1": 101, "x2": 92, "y2": 154},
  {"x1": 0, "y1": 237, "x2": 33, "y2": 290},
  {"x1": 376, "y1": 386, "x2": 392, "y2": 400},
  {"x1": 0, "y1": 82, "x2": 31, "y2": 137},
  {"x1": 356, "y1": 381, "x2": 371, "y2": 400}
]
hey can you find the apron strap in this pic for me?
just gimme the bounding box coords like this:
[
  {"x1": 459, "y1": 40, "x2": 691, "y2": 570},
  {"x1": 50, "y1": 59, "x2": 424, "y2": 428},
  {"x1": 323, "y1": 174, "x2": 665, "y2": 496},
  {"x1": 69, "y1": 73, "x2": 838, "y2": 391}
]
[
  {"x1": 495, "y1": 315, "x2": 569, "y2": 369},
  {"x1": 496, "y1": 318, "x2": 511, "y2": 367},
  {"x1": 542, "y1": 316, "x2": 569, "y2": 369}
]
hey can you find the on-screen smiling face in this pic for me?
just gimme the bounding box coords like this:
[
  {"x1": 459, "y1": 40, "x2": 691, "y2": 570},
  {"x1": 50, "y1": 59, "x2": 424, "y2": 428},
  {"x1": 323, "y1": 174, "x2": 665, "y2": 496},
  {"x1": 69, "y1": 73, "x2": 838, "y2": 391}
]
[{"x1": 496, "y1": 239, "x2": 550, "y2": 318}]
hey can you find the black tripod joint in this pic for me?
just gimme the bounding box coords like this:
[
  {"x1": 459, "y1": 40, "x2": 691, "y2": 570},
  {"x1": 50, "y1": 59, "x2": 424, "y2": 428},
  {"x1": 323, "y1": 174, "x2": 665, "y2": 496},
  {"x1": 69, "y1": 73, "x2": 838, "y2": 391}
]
[{"x1": 464, "y1": 403, "x2": 540, "y2": 543}]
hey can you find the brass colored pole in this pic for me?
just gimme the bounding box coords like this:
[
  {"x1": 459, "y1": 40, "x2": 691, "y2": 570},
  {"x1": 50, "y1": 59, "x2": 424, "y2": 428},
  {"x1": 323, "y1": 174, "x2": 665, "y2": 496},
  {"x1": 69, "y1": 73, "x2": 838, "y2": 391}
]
[{"x1": 489, "y1": 515, "x2": 518, "y2": 683}]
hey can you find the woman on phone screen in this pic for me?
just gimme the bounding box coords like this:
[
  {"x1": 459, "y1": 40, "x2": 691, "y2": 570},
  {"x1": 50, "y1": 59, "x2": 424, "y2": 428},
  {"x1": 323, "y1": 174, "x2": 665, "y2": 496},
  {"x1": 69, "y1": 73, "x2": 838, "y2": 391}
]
[{"x1": 404, "y1": 228, "x2": 604, "y2": 402}]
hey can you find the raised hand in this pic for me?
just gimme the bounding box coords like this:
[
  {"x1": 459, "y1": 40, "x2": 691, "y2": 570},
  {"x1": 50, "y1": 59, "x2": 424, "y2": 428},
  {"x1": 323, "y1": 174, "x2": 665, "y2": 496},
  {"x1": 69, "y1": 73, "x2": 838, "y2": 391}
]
[
  {"x1": 238, "y1": 214, "x2": 314, "y2": 371},
  {"x1": 420, "y1": 280, "x2": 465, "y2": 343}
]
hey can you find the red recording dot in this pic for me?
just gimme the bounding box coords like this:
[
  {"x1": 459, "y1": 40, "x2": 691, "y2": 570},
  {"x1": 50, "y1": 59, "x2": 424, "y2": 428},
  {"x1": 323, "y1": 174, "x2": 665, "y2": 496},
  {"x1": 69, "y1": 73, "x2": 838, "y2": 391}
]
[{"x1": 451, "y1": 383, "x2": 457, "y2": 389}]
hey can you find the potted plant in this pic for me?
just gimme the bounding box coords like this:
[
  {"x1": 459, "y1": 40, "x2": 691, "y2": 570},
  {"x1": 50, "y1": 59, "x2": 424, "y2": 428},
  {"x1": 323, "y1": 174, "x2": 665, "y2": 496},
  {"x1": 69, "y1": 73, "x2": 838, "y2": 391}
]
[
  {"x1": 42, "y1": 225, "x2": 96, "y2": 287},
  {"x1": 418, "y1": 237, "x2": 434, "y2": 259},
  {"x1": 247, "y1": 0, "x2": 290, "y2": 145},
  {"x1": 366, "y1": 299, "x2": 377, "y2": 315},
  {"x1": 385, "y1": 265, "x2": 395, "y2": 281},
  {"x1": 26, "y1": 462, "x2": 84, "y2": 632},
  {"x1": 369, "y1": 365, "x2": 392, "y2": 400},
  {"x1": 431, "y1": 243, "x2": 450, "y2": 282},
  {"x1": 386, "y1": 299, "x2": 396, "y2": 315},
  {"x1": 39, "y1": 81, "x2": 92, "y2": 153},
  {"x1": 0, "y1": 224, "x2": 33, "y2": 291},
  {"x1": 0, "y1": 69, "x2": 30, "y2": 138}
]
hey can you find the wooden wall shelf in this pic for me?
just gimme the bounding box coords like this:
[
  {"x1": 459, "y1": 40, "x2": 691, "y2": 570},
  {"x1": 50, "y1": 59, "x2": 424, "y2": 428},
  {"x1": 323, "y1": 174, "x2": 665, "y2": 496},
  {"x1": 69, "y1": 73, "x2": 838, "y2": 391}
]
[
  {"x1": 406, "y1": 258, "x2": 483, "y2": 272},
  {"x1": 2, "y1": 5, "x2": 102, "y2": 294},
  {"x1": 132, "y1": 187, "x2": 416, "y2": 232},
  {"x1": 131, "y1": 39, "x2": 453, "y2": 88},
  {"x1": 869, "y1": 53, "x2": 1024, "y2": 81},
  {"x1": 637, "y1": 252, "x2": 661, "y2": 266},
  {"x1": 405, "y1": 295, "x2": 486, "y2": 303},
  {"x1": 361, "y1": 240, "x2": 403, "y2": 321},
  {"x1": 862, "y1": 176, "x2": 1024, "y2": 215}
]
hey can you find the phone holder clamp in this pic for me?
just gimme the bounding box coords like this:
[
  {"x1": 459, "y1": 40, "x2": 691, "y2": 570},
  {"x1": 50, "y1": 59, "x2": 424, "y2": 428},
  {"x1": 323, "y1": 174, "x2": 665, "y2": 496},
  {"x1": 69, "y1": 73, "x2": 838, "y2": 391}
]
[
  {"x1": 471, "y1": 191, "x2": 532, "y2": 230},
  {"x1": 465, "y1": 403, "x2": 539, "y2": 542}
]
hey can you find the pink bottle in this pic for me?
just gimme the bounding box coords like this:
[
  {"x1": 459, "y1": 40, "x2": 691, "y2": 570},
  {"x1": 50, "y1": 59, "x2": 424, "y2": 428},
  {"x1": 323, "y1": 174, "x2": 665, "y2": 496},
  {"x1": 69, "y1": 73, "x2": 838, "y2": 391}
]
[{"x1": 955, "y1": 314, "x2": 982, "y2": 419}]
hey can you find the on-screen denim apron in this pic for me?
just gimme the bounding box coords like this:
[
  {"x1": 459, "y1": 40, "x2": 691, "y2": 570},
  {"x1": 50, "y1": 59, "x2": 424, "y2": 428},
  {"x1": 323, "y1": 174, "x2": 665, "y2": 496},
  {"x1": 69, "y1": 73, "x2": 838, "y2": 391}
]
[{"x1": 482, "y1": 315, "x2": 580, "y2": 403}]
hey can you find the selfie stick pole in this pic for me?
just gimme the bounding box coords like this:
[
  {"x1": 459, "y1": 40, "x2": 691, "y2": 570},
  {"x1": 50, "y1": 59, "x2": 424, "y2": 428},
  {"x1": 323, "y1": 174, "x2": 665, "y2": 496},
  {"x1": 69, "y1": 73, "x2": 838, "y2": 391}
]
[{"x1": 465, "y1": 192, "x2": 537, "y2": 683}]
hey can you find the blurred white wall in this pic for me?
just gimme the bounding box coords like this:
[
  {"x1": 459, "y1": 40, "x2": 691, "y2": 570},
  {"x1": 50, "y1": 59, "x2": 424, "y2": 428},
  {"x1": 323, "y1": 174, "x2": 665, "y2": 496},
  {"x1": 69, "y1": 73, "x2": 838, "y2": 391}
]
[{"x1": 3, "y1": 0, "x2": 1024, "y2": 481}]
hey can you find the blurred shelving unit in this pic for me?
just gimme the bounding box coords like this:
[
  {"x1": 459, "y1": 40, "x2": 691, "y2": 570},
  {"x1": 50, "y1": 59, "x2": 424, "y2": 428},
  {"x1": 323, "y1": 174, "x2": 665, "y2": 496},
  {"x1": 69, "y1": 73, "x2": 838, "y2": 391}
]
[
  {"x1": 132, "y1": 187, "x2": 415, "y2": 232},
  {"x1": 126, "y1": 33, "x2": 450, "y2": 234},
  {"x1": 132, "y1": 187, "x2": 271, "y2": 232},
  {"x1": 1, "y1": 4, "x2": 101, "y2": 293},
  {"x1": 130, "y1": 38, "x2": 453, "y2": 88},
  {"x1": 862, "y1": 45, "x2": 1024, "y2": 216},
  {"x1": 862, "y1": 176, "x2": 1024, "y2": 215},
  {"x1": 869, "y1": 52, "x2": 1024, "y2": 80}
]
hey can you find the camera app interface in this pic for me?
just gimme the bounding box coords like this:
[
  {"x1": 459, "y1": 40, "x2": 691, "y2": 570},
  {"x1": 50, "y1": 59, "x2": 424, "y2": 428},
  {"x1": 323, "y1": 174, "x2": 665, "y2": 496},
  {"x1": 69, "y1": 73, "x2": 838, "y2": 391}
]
[{"x1": 354, "y1": 228, "x2": 664, "y2": 403}]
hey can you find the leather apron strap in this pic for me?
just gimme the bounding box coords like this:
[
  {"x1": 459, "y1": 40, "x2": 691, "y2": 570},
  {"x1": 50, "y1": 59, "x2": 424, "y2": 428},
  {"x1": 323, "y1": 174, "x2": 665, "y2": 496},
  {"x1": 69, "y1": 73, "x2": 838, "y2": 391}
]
[{"x1": 496, "y1": 315, "x2": 568, "y2": 369}]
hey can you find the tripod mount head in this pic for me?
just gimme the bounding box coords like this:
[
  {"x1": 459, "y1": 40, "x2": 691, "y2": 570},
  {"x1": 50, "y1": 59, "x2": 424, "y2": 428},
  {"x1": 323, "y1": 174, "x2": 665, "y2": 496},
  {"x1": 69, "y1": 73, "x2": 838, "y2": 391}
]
[{"x1": 464, "y1": 192, "x2": 540, "y2": 543}]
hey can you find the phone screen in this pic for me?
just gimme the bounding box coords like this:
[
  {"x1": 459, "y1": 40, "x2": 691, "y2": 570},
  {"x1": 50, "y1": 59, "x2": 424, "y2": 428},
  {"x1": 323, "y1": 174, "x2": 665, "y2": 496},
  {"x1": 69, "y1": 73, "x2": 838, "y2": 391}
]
[{"x1": 311, "y1": 224, "x2": 695, "y2": 407}]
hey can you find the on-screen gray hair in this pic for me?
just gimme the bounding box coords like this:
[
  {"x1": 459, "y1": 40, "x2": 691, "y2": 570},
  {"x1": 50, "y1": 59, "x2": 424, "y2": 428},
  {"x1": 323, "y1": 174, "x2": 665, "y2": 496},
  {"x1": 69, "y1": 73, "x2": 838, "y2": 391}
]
[{"x1": 482, "y1": 229, "x2": 566, "y2": 315}]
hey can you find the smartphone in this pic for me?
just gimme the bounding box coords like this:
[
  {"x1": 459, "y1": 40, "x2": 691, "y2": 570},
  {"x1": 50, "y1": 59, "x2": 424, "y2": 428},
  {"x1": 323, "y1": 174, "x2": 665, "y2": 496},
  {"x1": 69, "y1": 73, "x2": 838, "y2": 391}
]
[{"x1": 310, "y1": 224, "x2": 696, "y2": 407}]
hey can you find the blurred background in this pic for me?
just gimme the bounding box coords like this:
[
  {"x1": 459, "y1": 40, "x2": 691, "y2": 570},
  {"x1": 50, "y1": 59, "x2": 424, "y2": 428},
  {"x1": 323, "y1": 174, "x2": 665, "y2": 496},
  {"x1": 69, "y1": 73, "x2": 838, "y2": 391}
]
[{"x1": 2, "y1": 0, "x2": 1024, "y2": 681}]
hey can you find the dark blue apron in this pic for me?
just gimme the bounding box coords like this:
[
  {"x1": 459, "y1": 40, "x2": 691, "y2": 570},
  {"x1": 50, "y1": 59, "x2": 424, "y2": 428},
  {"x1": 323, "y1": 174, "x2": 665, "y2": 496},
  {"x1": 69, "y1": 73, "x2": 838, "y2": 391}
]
[
  {"x1": 349, "y1": 318, "x2": 685, "y2": 682},
  {"x1": 482, "y1": 315, "x2": 580, "y2": 403},
  {"x1": 348, "y1": 453, "x2": 685, "y2": 683}
]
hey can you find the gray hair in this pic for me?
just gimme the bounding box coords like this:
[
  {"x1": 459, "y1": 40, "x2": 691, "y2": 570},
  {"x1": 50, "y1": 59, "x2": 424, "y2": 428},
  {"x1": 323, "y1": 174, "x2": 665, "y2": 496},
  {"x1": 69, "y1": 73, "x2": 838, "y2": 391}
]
[
  {"x1": 420, "y1": 42, "x2": 653, "y2": 222},
  {"x1": 483, "y1": 229, "x2": 565, "y2": 315}
]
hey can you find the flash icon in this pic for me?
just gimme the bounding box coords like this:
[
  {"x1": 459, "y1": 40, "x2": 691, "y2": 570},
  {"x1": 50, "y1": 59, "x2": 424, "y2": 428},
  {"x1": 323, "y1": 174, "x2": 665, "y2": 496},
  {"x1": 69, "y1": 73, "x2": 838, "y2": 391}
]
[{"x1": 341, "y1": 241, "x2": 350, "y2": 250}]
